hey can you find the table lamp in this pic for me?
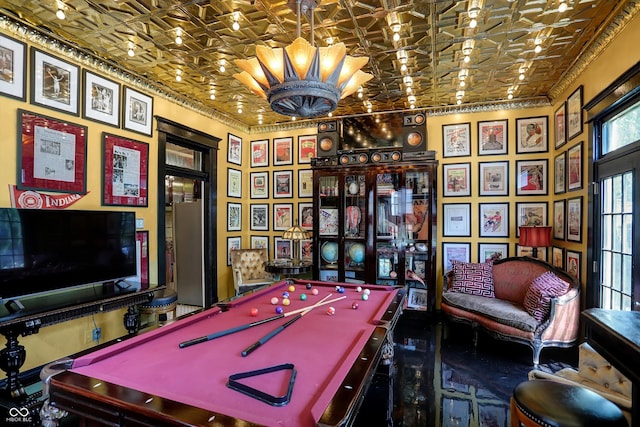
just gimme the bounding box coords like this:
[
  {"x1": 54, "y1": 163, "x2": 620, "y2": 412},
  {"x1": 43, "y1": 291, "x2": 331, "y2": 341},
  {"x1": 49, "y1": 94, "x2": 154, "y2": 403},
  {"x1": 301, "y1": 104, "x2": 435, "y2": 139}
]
[
  {"x1": 519, "y1": 226, "x2": 552, "y2": 259},
  {"x1": 282, "y1": 221, "x2": 312, "y2": 265}
]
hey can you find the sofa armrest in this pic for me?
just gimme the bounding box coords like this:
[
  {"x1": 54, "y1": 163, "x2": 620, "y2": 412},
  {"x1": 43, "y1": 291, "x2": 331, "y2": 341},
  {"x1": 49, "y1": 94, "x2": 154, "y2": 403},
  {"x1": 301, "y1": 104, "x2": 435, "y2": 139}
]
[{"x1": 539, "y1": 285, "x2": 580, "y2": 342}]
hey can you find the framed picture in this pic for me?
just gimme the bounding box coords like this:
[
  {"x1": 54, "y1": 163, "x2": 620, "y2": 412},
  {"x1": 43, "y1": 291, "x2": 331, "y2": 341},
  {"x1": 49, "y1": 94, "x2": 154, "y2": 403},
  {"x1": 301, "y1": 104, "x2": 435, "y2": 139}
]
[
  {"x1": 567, "y1": 85, "x2": 583, "y2": 140},
  {"x1": 227, "y1": 236, "x2": 241, "y2": 266},
  {"x1": 516, "y1": 159, "x2": 548, "y2": 195},
  {"x1": 478, "y1": 120, "x2": 507, "y2": 155},
  {"x1": 274, "y1": 136, "x2": 293, "y2": 165},
  {"x1": 299, "y1": 202, "x2": 313, "y2": 229},
  {"x1": 298, "y1": 134, "x2": 317, "y2": 164},
  {"x1": 227, "y1": 168, "x2": 242, "y2": 198},
  {"x1": 567, "y1": 142, "x2": 583, "y2": 191},
  {"x1": 319, "y1": 208, "x2": 339, "y2": 236},
  {"x1": 83, "y1": 70, "x2": 120, "y2": 127},
  {"x1": 250, "y1": 139, "x2": 269, "y2": 167},
  {"x1": 552, "y1": 246, "x2": 564, "y2": 269},
  {"x1": 443, "y1": 163, "x2": 471, "y2": 197},
  {"x1": 250, "y1": 171, "x2": 268, "y2": 199},
  {"x1": 478, "y1": 243, "x2": 509, "y2": 263},
  {"x1": 516, "y1": 116, "x2": 548, "y2": 153},
  {"x1": 516, "y1": 202, "x2": 547, "y2": 234},
  {"x1": 227, "y1": 202, "x2": 242, "y2": 231},
  {"x1": 553, "y1": 199, "x2": 565, "y2": 240},
  {"x1": 479, "y1": 161, "x2": 509, "y2": 196},
  {"x1": 516, "y1": 244, "x2": 547, "y2": 262},
  {"x1": 274, "y1": 237, "x2": 292, "y2": 260},
  {"x1": 442, "y1": 123, "x2": 471, "y2": 157},
  {"x1": 442, "y1": 242, "x2": 471, "y2": 272},
  {"x1": 31, "y1": 48, "x2": 79, "y2": 115},
  {"x1": 443, "y1": 203, "x2": 471, "y2": 237},
  {"x1": 273, "y1": 203, "x2": 293, "y2": 231},
  {"x1": 300, "y1": 239, "x2": 313, "y2": 263},
  {"x1": 407, "y1": 288, "x2": 429, "y2": 311},
  {"x1": 250, "y1": 204, "x2": 269, "y2": 231},
  {"x1": 554, "y1": 102, "x2": 566, "y2": 148},
  {"x1": 102, "y1": 133, "x2": 149, "y2": 206},
  {"x1": 566, "y1": 250, "x2": 581, "y2": 280},
  {"x1": 273, "y1": 170, "x2": 293, "y2": 198},
  {"x1": 554, "y1": 151, "x2": 566, "y2": 194},
  {"x1": 251, "y1": 235, "x2": 269, "y2": 251},
  {"x1": 18, "y1": 109, "x2": 87, "y2": 193},
  {"x1": 298, "y1": 169, "x2": 313, "y2": 198},
  {"x1": 567, "y1": 196, "x2": 583, "y2": 242},
  {"x1": 0, "y1": 34, "x2": 26, "y2": 100},
  {"x1": 227, "y1": 133, "x2": 242, "y2": 165},
  {"x1": 123, "y1": 86, "x2": 153, "y2": 135},
  {"x1": 135, "y1": 231, "x2": 149, "y2": 286},
  {"x1": 479, "y1": 203, "x2": 509, "y2": 237}
]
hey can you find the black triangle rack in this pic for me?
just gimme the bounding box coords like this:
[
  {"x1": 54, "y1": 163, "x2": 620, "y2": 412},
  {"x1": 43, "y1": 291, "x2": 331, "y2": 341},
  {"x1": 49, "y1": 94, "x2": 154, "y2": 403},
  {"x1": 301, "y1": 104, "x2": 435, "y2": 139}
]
[{"x1": 227, "y1": 363, "x2": 297, "y2": 406}]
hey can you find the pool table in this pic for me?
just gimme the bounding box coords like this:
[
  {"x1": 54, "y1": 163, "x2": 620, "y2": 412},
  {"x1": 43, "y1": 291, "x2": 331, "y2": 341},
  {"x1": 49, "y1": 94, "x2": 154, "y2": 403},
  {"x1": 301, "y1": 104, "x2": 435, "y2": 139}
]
[{"x1": 46, "y1": 279, "x2": 404, "y2": 426}]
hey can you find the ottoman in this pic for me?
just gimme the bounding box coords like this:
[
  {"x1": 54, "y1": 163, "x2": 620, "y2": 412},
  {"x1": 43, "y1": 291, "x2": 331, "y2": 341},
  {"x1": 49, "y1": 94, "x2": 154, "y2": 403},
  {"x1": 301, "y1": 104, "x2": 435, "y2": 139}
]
[{"x1": 139, "y1": 288, "x2": 178, "y2": 328}]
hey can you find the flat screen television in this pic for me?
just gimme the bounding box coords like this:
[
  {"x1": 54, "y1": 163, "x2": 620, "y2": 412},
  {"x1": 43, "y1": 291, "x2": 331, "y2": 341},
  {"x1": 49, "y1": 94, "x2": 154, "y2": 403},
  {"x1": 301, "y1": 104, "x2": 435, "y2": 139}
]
[
  {"x1": 0, "y1": 208, "x2": 137, "y2": 302},
  {"x1": 340, "y1": 112, "x2": 405, "y2": 150}
]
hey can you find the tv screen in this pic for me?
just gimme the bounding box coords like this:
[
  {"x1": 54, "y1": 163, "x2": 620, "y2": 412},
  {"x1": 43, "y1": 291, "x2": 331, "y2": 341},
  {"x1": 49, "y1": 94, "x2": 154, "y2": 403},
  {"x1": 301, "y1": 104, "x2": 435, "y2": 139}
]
[
  {"x1": 0, "y1": 209, "x2": 137, "y2": 301},
  {"x1": 340, "y1": 113, "x2": 405, "y2": 150}
]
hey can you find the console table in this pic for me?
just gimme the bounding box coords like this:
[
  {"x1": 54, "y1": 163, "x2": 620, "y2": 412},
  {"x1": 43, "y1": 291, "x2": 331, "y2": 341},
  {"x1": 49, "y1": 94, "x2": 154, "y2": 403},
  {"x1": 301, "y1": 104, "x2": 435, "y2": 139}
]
[{"x1": 265, "y1": 261, "x2": 312, "y2": 278}]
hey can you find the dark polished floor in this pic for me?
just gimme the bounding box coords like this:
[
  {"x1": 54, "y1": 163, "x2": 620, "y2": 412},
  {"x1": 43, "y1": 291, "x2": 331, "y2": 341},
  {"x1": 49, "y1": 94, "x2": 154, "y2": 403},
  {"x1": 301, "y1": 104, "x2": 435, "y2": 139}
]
[{"x1": 355, "y1": 314, "x2": 578, "y2": 427}]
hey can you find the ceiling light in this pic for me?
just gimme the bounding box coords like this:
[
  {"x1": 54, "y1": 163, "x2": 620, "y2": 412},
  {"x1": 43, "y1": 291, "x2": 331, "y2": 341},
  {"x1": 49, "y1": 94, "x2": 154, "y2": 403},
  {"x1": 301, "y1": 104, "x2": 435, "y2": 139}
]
[
  {"x1": 456, "y1": 90, "x2": 465, "y2": 99},
  {"x1": 469, "y1": 18, "x2": 477, "y2": 29},
  {"x1": 393, "y1": 31, "x2": 400, "y2": 42},
  {"x1": 400, "y1": 63, "x2": 407, "y2": 72},
  {"x1": 176, "y1": 69, "x2": 182, "y2": 82},
  {"x1": 127, "y1": 42, "x2": 135, "y2": 57},
  {"x1": 175, "y1": 28, "x2": 183, "y2": 45},
  {"x1": 219, "y1": 62, "x2": 226, "y2": 73},
  {"x1": 56, "y1": 8, "x2": 66, "y2": 20},
  {"x1": 459, "y1": 80, "x2": 466, "y2": 87},
  {"x1": 559, "y1": 1, "x2": 568, "y2": 13},
  {"x1": 232, "y1": 19, "x2": 240, "y2": 31},
  {"x1": 233, "y1": 0, "x2": 372, "y2": 118}
]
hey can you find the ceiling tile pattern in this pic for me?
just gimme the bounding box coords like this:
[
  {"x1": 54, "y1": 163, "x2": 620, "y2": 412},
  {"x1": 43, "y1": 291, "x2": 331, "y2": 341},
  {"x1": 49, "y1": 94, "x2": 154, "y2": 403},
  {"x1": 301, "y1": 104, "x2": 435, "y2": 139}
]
[{"x1": 0, "y1": 0, "x2": 636, "y2": 129}]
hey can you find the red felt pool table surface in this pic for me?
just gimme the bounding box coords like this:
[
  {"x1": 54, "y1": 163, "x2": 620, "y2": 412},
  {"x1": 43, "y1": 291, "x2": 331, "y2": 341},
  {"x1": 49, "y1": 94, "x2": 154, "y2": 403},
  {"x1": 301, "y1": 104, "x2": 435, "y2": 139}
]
[{"x1": 49, "y1": 279, "x2": 404, "y2": 426}]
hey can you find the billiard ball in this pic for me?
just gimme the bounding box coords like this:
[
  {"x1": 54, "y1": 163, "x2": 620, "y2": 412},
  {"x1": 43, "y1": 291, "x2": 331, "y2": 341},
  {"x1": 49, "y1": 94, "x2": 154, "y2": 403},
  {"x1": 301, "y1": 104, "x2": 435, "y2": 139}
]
[
  {"x1": 282, "y1": 298, "x2": 291, "y2": 306},
  {"x1": 288, "y1": 285, "x2": 296, "y2": 292},
  {"x1": 351, "y1": 302, "x2": 359, "y2": 310},
  {"x1": 335, "y1": 286, "x2": 341, "y2": 292},
  {"x1": 356, "y1": 286, "x2": 362, "y2": 293},
  {"x1": 337, "y1": 286, "x2": 345, "y2": 293},
  {"x1": 311, "y1": 288, "x2": 319, "y2": 296},
  {"x1": 327, "y1": 306, "x2": 336, "y2": 315},
  {"x1": 363, "y1": 288, "x2": 371, "y2": 296},
  {"x1": 361, "y1": 294, "x2": 369, "y2": 301},
  {"x1": 270, "y1": 297, "x2": 279, "y2": 305},
  {"x1": 282, "y1": 291, "x2": 290, "y2": 298},
  {"x1": 250, "y1": 308, "x2": 259, "y2": 317},
  {"x1": 306, "y1": 283, "x2": 312, "y2": 290},
  {"x1": 300, "y1": 293, "x2": 307, "y2": 301},
  {"x1": 275, "y1": 306, "x2": 284, "y2": 314}
]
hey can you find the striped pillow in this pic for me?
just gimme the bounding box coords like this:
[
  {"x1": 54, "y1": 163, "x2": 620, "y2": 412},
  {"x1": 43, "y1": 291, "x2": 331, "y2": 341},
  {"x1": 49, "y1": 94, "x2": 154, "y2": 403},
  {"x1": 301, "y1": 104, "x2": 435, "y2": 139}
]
[
  {"x1": 451, "y1": 260, "x2": 495, "y2": 298},
  {"x1": 523, "y1": 272, "x2": 569, "y2": 322}
]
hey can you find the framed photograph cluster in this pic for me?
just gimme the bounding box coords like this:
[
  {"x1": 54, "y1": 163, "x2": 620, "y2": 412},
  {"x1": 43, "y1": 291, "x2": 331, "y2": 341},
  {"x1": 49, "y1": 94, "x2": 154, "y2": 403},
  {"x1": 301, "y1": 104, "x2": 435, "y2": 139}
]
[
  {"x1": 102, "y1": 133, "x2": 149, "y2": 206},
  {"x1": 0, "y1": 34, "x2": 27, "y2": 101}
]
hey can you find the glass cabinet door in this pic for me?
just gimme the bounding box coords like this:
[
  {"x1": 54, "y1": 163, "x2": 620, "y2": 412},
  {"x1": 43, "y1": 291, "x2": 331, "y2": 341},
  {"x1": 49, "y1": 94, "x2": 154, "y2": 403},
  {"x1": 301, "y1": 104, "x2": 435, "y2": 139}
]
[
  {"x1": 375, "y1": 172, "x2": 402, "y2": 285},
  {"x1": 318, "y1": 174, "x2": 340, "y2": 282},
  {"x1": 404, "y1": 170, "x2": 431, "y2": 293},
  {"x1": 344, "y1": 174, "x2": 366, "y2": 284}
]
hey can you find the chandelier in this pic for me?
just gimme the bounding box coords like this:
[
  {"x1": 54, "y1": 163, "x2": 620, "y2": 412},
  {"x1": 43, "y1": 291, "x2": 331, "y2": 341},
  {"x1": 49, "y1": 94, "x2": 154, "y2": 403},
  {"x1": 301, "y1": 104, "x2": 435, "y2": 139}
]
[{"x1": 233, "y1": 0, "x2": 373, "y2": 118}]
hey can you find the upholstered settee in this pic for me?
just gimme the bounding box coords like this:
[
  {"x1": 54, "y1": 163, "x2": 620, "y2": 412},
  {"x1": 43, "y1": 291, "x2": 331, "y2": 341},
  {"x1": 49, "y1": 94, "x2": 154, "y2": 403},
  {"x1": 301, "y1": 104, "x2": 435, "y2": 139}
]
[
  {"x1": 528, "y1": 342, "x2": 632, "y2": 426},
  {"x1": 230, "y1": 248, "x2": 277, "y2": 295},
  {"x1": 441, "y1": 256, "x2": 580, "y2": 366}
]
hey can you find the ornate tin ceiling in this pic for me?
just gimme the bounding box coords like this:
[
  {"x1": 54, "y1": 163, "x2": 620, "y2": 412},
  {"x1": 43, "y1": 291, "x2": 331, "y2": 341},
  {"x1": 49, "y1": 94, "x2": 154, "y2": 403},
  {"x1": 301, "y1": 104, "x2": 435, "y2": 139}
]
[{"x1": 0, "y1": 1, "x2": 637, "y2": 131}]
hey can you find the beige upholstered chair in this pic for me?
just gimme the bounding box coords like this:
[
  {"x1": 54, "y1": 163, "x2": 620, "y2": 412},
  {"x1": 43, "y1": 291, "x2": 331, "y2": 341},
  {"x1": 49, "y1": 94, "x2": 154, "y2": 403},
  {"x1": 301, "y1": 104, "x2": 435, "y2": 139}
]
[{"x1": 230, "y1": 248, "x2": 277, "y2": 295}]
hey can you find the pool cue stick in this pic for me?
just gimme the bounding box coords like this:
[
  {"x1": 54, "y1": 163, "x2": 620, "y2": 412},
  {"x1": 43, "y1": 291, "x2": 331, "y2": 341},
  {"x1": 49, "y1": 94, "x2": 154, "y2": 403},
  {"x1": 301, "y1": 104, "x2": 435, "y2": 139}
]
[
  {"x1": 241, "y1": 294, "x2": 337, "y2": 357},
  {"x1": 178, "y1": 294, "x2": 344, "y2": 348}
]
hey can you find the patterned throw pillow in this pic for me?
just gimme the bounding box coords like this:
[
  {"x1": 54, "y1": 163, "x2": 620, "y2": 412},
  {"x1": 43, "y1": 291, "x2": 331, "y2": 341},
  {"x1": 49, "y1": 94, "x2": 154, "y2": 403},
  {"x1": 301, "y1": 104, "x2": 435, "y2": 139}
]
[
  {"x1": 450, "y1": 260, "x2": 495, "y2": 297},
  {"x1": 523, "y1": 271, "x2": 570, "y2": 322}
]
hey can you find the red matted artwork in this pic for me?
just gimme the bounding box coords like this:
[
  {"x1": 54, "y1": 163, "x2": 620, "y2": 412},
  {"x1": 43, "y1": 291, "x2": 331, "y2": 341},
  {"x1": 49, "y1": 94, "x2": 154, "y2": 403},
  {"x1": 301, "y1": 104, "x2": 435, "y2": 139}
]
[
  {"x1": 102, "y1": 133, "x2": 149, "y2": 206},
  {"x1": 136, "y1": 230, "x2": 149, "y2": 287},
  {"x1": 18, "y1": 109, "x2": 87, "y2": 193}
]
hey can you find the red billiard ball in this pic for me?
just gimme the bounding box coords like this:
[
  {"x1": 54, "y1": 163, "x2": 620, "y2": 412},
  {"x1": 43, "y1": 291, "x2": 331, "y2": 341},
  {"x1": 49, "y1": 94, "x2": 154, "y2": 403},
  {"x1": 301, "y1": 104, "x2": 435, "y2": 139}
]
[
  {"x1": 311, "y1": 288, "x2": 319, "y2": 296},
  {"x1": 327, "y1": 306, "x2": 336, "y2": 316},
  {"x1": 351, "y1": 302, "x2": 359, "y2": 310},
  {"x1": 250, "y1": 308, "x2": 259, "y2": 317}
]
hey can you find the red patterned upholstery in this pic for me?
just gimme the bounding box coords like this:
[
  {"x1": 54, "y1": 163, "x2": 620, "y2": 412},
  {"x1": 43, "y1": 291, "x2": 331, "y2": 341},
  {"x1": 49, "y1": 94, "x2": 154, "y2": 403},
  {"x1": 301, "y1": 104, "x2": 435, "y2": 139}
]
[
  {"x1": 450, "y1": 260, "x2": 495, "y2": 297},
  {"x1": 523, "y1": 272, "x2": 569, "y2": 322}
]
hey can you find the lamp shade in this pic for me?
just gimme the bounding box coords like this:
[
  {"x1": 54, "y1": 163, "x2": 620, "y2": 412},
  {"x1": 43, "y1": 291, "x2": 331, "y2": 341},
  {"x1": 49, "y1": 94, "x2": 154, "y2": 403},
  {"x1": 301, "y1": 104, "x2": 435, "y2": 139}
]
[
  {"x1": 282, "y1": 223, "x2": 312, "y2": 241},
  {"x1": 519, "y1": 226, "x2": 552, "y2": 248}
]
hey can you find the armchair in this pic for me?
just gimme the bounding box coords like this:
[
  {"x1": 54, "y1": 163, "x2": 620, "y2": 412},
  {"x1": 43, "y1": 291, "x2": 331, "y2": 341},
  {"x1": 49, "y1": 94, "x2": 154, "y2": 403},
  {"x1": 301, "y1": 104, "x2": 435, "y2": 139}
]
[{"x1": 230, "y1": 248, "x2": 277, "y2": 295}]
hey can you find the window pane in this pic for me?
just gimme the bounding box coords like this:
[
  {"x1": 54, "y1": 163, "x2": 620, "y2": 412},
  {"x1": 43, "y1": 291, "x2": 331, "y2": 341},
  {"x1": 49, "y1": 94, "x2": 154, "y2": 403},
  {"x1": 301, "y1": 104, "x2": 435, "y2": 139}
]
[{"x1": 602, "y1": 100, "x2": 640, "y2": 154}]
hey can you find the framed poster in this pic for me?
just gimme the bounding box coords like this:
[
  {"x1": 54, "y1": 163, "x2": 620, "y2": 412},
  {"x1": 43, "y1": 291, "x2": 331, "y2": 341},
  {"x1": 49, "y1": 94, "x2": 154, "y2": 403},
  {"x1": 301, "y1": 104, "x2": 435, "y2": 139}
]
[
  {"x1": 407, "y1": 288, "x2": 429, "y2": 311},
  {"x1": 298, "y1": 134, "x2": 317, "y2": 164},
  {"x1": 250, "y1": 139, "x2": 269, "y2": 167},
  {"x1": 274, "y1": 136, "x2": 293, "y2": 165},
  {"x1": 554, "y1": 151, "x2": 566, "y2": 194},
  {"x1": 554, "y1": 102, "x2": 566, "y2": 148},
  {"x1": 479, "y1": 161, "x2": 508, "y2": 196},
  {"x1": 516, "y1": 116, "x2": 548, "y2": 153},
  {"x1": 319, "y1": 208, "x2": 339, "y2": 236},
  {"x1": 250, "y1": 203, "x2": 269, "y2": 231},
  {"x1": 0, "y1": 34, "x2": 26, "y2": 100},
  {"x1": 227, "y1": 133, "x2": 242, "y2": 165},
  {"x1": 18, "y1": 109, "x2": 87, "y2": 194},
  {"x1": 227, "y1": 168, "x2": 242, "y2": 198},
  {"x1": 83, "y1": 70, "x2": 120, "y2": 127},
  {"x1": 479, "y1": 203, "x2": 509, "y2": 237},
  {"x1": 478, "y1": 120, "x2": 507, "y2": 155},
  {"x1": 298, "y1": 169, "x2": 313, "y2": 198},
  {"x1": 30, "y1": 48, "x2": 79, "y2": 115},
  {"x1": 250, "y1": 171, "x2": 268, "y2": 199},
  {"x1": 443, "y1": 163, "x2": 471, "y2": 197},
  {"x1": 516, "y1": 159, "x2": 547, "y2": 195},
  {"x1": 251, "y1": 235, "x2": 269, "y2": 251},
  {"x1": 273, "y1": 203, "x2": 293, "y2": 231},
  {"x1": 442, "y1": 122, "x2": 471, "y2": 157},
  {"x1": 553, "y1": 199, "x2": 565, "y2": 240},
  {"x1": 300, "y1": 239, "x2": 313, "y2": 263},
  {"x1": 552, "y1": 246, "x2": 564, "y2": 269},
  {"x1": 102, "y1": 133, "x2": 149, "y2": 206},
  {"x1": 567, "y1": 142, "x2": 583, "y2": 191},
  {"x1": 442, "y1": 242, "x2": 471, "y2": 272},
  {"x1": 443, "y1": 203, "x2": 471, "y2": 237},
  {"x1": 516, "y1": 202, "x2": 547, "y2": 234},
  {"x1": 123, "y1": 86, "x2": 153, "y2": 135},
  {"x1": 227, "y1": 202, "x2": 242, "y2": 231},
  {"x1": 567, "y1": 85, "x2": 583, "y2": 140},
  {"x1": 299, "y1": 202, "x2": 314, "y2": 229},
  {"x1": 273, "y1": 170, "x2": 293, "y2": 198},
  {"x1": 566, "y1": 250, "x2": 581, "y2": 280},
  {"x1": 567, "y1": 196, "x2": 582, "y2": 242},
  {"x1": 135, "y1": 230, "x2": 149, "y2": 286},
  {"x1": 227, "y1": 236, "x2": 241, "y2": 266},
  {"x1": 274, "y1": 237, "x2": 292, "y2": 260},
  {"x1": 478, "y1": 243, "x2": 509, "y2": 263}
]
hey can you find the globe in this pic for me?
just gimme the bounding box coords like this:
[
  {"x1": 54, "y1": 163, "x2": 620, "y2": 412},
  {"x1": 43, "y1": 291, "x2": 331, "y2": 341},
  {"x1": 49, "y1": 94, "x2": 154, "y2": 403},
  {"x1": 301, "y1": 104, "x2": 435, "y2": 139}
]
[
  {"x1": 321, "y1": 242, "x2": 339, "y2": 264},
  {"x1": 349, "y1": 243, "x2": 366, "y2": 264}
]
